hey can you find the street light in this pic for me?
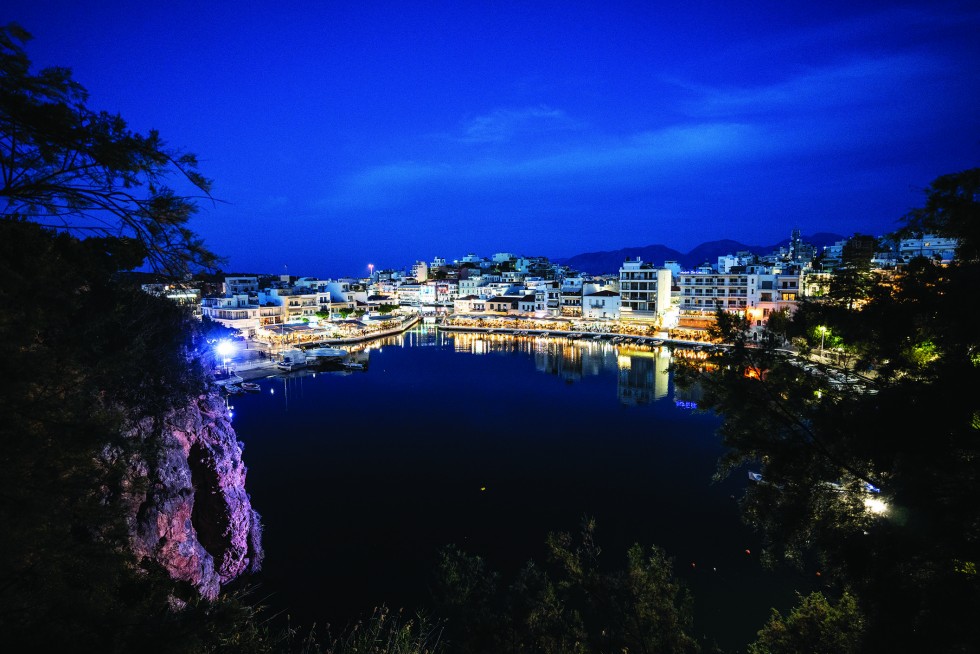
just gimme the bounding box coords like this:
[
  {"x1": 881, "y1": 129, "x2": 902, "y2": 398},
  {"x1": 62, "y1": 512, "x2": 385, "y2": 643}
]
[
  {"x1": 817, "y1": 325, "x2": 828, "y2": 359},
  {"x1": 216, "y1": 339, "x2": 234, "y2": 373}
]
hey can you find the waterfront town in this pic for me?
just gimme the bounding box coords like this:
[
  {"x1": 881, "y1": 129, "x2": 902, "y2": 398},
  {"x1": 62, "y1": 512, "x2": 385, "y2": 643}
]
[{"x1": 144, "y1": 230, "x2": 958, "y2": 358}]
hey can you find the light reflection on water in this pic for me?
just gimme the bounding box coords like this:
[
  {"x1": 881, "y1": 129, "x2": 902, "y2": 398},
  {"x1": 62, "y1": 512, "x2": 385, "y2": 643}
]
[{"x1": 231, "y1": 328, "x2": 807, "y2": 652}]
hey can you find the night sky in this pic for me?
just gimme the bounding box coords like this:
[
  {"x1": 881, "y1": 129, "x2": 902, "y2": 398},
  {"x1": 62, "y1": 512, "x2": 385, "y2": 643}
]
[{"x1": 7, "y1": 1, "x2": 979, "y2": 277}]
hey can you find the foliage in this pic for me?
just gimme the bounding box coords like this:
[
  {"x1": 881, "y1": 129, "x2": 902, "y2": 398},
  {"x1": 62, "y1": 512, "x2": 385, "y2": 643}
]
[
  {"x1": 675, "y1": 168, "x2": 980, "y2": 652},
  {"x1": 899, "y1": 167, "x2": 980, "y2": 262},
  {"x1": 0, "y1": 229, "x2": 437, "y2": 653},
  {"x1": 827, "y1": 234, "x2": 878, "y2": 309},
  {"x1": 0, "y1": 220, "x2": 284, "y2": 651},
  {"x1": 433, "y1": 520, "x2": 702, "y2": 654},
  {"x1": 0, "y1": 23, "x2": 220, "y2": 276},
  {"x1": 326, "y1": 606, "x2": 443, "y2": 654},
  {"x1": 376, "y1": 303, "x2": 399, "y2": 315},
  {"x1": 748, "y1": 592, "x2": 864, "y2": 654},
  {"x1": 202, "y1": 314, "x2": 240, "y2": 343},
  {"x1": 0, "y1": 32, "x2": 306, "y2": 652}
]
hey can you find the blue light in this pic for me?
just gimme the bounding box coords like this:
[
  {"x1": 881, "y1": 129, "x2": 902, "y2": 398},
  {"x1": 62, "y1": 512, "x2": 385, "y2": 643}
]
[{"x1": 216, "y1": 340, "x2": 234, "y2": 358}]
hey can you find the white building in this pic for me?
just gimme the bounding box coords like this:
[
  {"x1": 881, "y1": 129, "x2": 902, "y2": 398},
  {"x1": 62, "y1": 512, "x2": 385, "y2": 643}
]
[
  {"x1": 411, "y1": 261, "x2": 429, "y2": 281},
  {"x1": 453, "y1": 295, "x2": 486, "y2": 313},
  {"x1": 898, "y1": 234, "x2": 958, "y2": 263},
  {"x1": 202, "y1": 294, "x2": 262, "y2": 336},
  {"x1": 618, "y1": 259, "x2": 672, "y2": 323},
  {"x1": 459, "y1": 276, "x2": 489, "y2": 298},
  {"x1": 256, "y1": 288, "x2": 321, "y2": 321},
  {"x1": 582, "y1": 290, "x2": 621, "y2": 319},
  {"x1": 677, "y1": 268, "x2": 802, "y2": 334},
  {"x1": 419, "y1": 281, "x2": 458, "y2": 305},
  {"x1": 397, "y1": 283, "x2": 422, "y2": 307},
  {"x1": 560, "y1": 276, "x2": 584, "y2": 316},
  {"x1": 223, "y1": 276, "x2": 258, "y2": 296},
  {"x1": 525, "y1": 278, "x2": 561, "y2": 315},
  {"x1": 677, "y1": 271, "x2": 750, "y2": 314}
]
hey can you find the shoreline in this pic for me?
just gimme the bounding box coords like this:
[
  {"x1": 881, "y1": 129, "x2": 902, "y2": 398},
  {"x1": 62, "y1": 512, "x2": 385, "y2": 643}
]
[
  {"x1": 220, "y1": 317, "x2": 748, "y2": 387},
  {"x1": 221, "y1": 315, "x2": 423, "y2": 383},
  {"x1": 437, "y1": 323, "x2": 712, "y2": 348}
]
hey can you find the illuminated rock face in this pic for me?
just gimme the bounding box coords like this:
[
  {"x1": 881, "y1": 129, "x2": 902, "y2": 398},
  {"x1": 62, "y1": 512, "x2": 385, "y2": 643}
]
[{"x1": 125, "y1": 393, "x2": 263, "y2": 599}]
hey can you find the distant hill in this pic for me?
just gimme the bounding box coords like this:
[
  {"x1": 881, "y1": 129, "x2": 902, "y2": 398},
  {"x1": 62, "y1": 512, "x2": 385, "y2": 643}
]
[
  {"x1": 684, "y1": 239, "x2": 759, "y2": 269},
  {"x1": 559, "y1": 245, "x2": 684, "y2": 276},
  {"x1": 558, "y1": 233, "x2": 844, "y2": 274}
]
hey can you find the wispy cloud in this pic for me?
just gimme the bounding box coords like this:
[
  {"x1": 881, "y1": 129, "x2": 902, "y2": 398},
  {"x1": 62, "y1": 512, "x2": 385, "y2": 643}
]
[
  {"x1": 325, "y1": 121, "x2": 763, "y2": 210},
  {"x1": 459, "y1": 105, "x2": 581, "y2": 143},
  {"x1": 674, "y1": 54, "x2": 944, "y2": 119},
  {"x1": 324, "y1": 32, "x2": 969, "y2": 214}
]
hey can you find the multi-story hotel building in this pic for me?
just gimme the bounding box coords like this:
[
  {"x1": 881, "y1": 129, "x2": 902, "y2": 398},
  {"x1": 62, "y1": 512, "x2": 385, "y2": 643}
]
[{"x1": 618, "y1": 258, "x2": 672, "y2": 323}]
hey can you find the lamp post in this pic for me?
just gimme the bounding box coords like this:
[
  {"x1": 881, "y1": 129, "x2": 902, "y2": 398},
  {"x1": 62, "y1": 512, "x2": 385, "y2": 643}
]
[
  {"x1": 216, "y1": 340, "x2": 234, "y2": 375},
  {"x1": 817, "y1": 325, "x2": 828, "y2": 359}
]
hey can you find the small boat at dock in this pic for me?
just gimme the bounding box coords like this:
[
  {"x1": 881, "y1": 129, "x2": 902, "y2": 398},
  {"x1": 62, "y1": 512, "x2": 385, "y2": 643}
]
[{"x1": 306, "y1": 346, "x2": 346, "y2": 360}]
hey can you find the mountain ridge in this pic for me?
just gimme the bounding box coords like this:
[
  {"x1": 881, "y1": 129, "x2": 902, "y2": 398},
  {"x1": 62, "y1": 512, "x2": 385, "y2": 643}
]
[{"x1": 557, "y1": 233, "x2": 844, "y2": 274}]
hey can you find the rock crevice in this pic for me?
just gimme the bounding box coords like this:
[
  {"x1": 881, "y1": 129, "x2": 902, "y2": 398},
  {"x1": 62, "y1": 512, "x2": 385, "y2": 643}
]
[{"x1": 126, "y1": 392, "x2": 263, "y2": 599}]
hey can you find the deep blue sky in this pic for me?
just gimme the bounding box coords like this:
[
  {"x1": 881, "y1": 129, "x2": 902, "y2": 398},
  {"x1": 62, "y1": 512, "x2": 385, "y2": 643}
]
[{"x1": 7, "y1": 1, "x2": 979, "y2": 277}]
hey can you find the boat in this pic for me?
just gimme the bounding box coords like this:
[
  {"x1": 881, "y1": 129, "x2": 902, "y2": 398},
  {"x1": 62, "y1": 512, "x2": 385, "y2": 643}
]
[
  {"x1": 241, "y1": 382, "x2": 261, "y2": 392},
  {"x1": 225, "y1": 384, "x2": 244, "y2": 395},
  {"x1": 342, "y1": 361, "x2": 365, "y2": 370},
  {"x1": 278, "y1": 348, "x2": 308, "y2": 371},
  {"x1": 306, "y1": 346, "x2": 346, "y2": 360},
  {"x1": 650, "y1": 339, "x2": 664, "y2": 346}
]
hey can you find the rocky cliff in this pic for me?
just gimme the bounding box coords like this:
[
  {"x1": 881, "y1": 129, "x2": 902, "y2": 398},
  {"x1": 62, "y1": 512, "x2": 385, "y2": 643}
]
[{"x1": 121, "y1": 391, "x2": 263, "y2": 599}]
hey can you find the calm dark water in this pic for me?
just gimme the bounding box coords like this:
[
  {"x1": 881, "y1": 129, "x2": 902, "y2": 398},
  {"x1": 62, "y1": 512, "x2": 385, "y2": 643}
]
[{"x1": 230, "y1": 329, "x2": 812, "y2": 650}]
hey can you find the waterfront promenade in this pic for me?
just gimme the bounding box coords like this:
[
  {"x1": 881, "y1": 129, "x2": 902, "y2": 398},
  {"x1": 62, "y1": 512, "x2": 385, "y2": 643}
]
[
  {"x1": 220, "y1": 314, "x2": 422, "y2": 381},
  {"x1": 438, "y1": 323, "x2": 710, "y2": 349}
]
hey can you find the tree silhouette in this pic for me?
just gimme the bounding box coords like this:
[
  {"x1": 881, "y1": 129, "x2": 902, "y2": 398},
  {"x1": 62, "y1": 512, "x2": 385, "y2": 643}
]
[
  {"x1": 676, "y1": 168, "x2": 980, "y2": 652},
  {"x1": 0, "y1": 23, "x2": 220, "y2": 276}
]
